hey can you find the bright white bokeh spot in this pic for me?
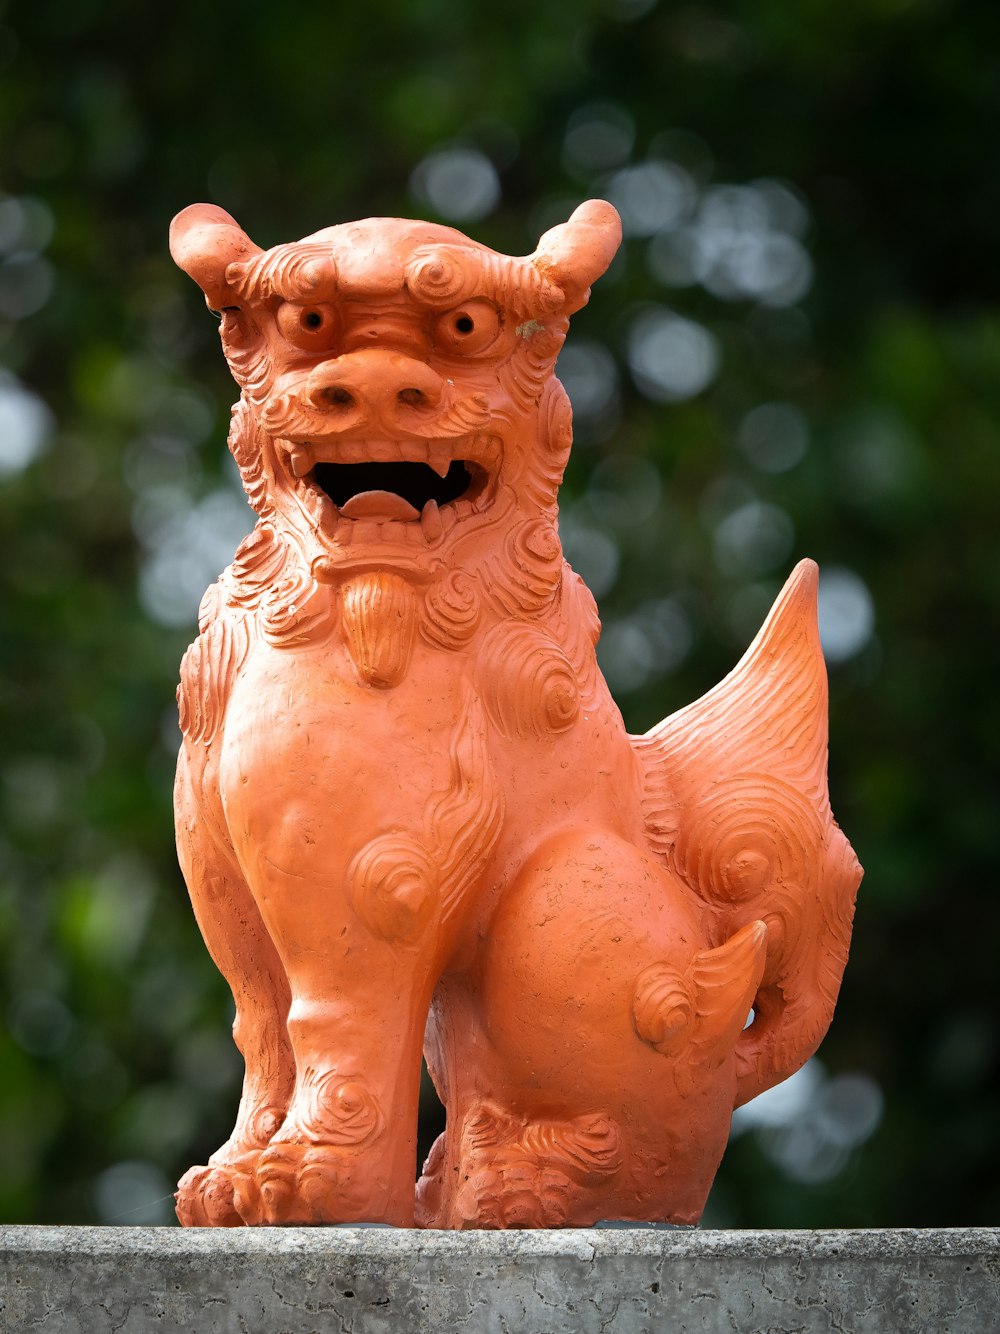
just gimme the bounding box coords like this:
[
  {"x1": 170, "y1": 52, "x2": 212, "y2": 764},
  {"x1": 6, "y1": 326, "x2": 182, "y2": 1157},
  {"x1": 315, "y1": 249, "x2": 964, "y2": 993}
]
[
  {"x1": 745, "y1": 235, "x2": 813, "y2": 306},
  {"x1": 763, "y1": 1121, "x2": 852, "y2": 1185},
  {"x1": 627, "y1": 307, "x2": 719, "y2": 401},
  {"x1": 632, "y1": 596, "x2": 694, "y2": 672},
  {"x1": 595, "y1": 596, "x2": 693, "y2": 694},
  {"x1": 598, "y1": 618, "x2": 659, "y2": 693},
  {"x1": 0, "y1": 195, "x2": 54, "y2": 255},
  {"x1": 731, "y1": 1060, "x2": 823, "y2": 1135},
  {"x1": 0, "y1": 376, "x2": 54, "y2": 476},
  {"x1": 817, "y1": 566, "x2": 875, "y2": 663},
  {"x1": 557, "y1": 340, "x2": 619, "y2": 421},
  {"x1": 137, "y1": 486, "x2": 254, "y2": 628},
  {"x1": 700, "y1": 183, "x2": 771, "y2": 236},
  {"x1": 650, "y1": 180, "x2": 813, "y2": 306},
  {"x1": 738, "y1": 402, "x2": 809, "y2": 473},
  {"x1": 752, "y1": 177, "x2": 810, "y2": 239},
  {"x1": 0, "y1": 254, "x2": 55, "y2": 319},
  {"x1": 410, "y1": 147, "x2": 500, "y2": 222},
  {"x1": 560, "y1": 519, "x2": 620, "y2": 599},
  {"x1": 713, "y1": 500, "x2": 794, "y2": 576},
  {"x1": 732, "y1": 1058, "x2": 883, "y2": 1185},
  {"x1": 816, "y1": 1073, "x2": 884, "y2": 1149},
  {"x1": 605, "y1": 161, "x2": 696, "y2": 237},
  {"x1": 563, "y1": 102, "x2": 635, "y2": 173}
]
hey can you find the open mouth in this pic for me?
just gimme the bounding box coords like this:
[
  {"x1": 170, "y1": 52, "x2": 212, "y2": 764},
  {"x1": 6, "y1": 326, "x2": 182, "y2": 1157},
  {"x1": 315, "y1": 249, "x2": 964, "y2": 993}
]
[
  {"x1": 312, "y1": 459, "x2": 481, "y2": 514},
  {"x1": 288, "y1": 440, "x2": 498, "y2": 548}
]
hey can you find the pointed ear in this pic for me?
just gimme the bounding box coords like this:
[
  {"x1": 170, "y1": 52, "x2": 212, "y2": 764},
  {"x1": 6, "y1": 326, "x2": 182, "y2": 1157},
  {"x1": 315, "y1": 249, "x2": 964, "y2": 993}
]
[
  {"x1": 169, "y1": 204, "x2": 261, "y2": 309},
  {"x1": 531, "y1": 199, "x2": 622, "y2": 314}
]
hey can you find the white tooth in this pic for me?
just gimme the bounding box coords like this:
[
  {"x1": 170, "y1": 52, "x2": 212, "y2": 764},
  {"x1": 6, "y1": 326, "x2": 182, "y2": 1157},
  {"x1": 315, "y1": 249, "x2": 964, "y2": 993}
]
[
  {"x1": 301, "y1": 487, "x2": 325, "y2": 520},
  {"x1": 427, "y1": 443, "x2": 451, "y2": 478},
  {"x1": 289, "y1": 449, "x2": 312, "y2": 477},
  {"x1": 421, "y1": 499, "x2": 444, "y2": 543}
]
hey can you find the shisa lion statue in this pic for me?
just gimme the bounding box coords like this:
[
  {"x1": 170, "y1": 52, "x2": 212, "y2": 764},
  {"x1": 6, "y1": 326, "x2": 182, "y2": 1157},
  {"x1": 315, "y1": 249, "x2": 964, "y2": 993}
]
[{"x1": 168, "y1": 199, "x2": 861, "y2": 1229}]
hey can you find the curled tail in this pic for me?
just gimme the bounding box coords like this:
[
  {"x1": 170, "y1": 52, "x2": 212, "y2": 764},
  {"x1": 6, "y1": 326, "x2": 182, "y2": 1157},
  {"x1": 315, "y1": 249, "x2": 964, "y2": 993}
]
[{"x1": 631, "y1": 560, "x2": 862, "y2": 1106}]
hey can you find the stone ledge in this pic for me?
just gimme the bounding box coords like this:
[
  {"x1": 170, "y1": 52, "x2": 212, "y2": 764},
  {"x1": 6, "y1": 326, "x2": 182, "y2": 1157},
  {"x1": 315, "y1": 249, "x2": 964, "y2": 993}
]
[{"x1": 2, "y1": 1226, "x2": 998, "y2": 1333}]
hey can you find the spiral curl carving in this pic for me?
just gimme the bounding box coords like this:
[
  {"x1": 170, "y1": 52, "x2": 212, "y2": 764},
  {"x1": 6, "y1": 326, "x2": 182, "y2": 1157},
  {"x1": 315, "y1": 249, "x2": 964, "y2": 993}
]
[
  {"x1": 404, "y1": 250, "x2": 467, "y2": 306},
  {"x1": 420, "y1": 570, "x2": 482, "y2": 651},
  {"x1": 347, "y1": 833, "x2": 439, "y2": 943},
  {"x1": 632, "y1": 963, "x2": 694, "y2": 1053},
  {"x1": 672, "y1": 774, "x2": 823, "y2": 906},
  {"x1": 671, "y1": 774, "x2": 825, "y2": 986},
  {"x1": 226, "y1": 524, "x2": 288, "y2": 610},
  {"x1": 295, "y1": 1071, "x2": 383, "y2": 1147},
  {"x1": 477, "y1": 622, "x2": 580, "y2": 739},
  {"x1": 260, "y1": 566, "x2": 333, "y2": 648},
  {"x1": 485, "y1": 517, "x2": 564, "y2": 616},
  {"x1": 228, "y1": 242, "x2": 336, "y2": 303}
]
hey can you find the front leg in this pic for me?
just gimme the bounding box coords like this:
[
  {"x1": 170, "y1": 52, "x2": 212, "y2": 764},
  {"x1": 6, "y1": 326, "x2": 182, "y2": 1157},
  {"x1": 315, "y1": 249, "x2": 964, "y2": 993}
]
[
  {"x1": 232, "y1": 835, "x2": 452, "y2": 1226},
  {"x1": 173, "y1": 746, "x2": 295, "y2": 1227},
  {"x1": 224, "y1": 698, "x2": 503, "y2": 1226}
]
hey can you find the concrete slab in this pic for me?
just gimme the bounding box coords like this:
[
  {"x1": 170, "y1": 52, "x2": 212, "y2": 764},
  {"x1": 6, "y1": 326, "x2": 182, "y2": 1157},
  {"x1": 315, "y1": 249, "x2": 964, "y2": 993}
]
[{"x1": 2, "y1": 1225, "x2": 998, "y2": 1333}]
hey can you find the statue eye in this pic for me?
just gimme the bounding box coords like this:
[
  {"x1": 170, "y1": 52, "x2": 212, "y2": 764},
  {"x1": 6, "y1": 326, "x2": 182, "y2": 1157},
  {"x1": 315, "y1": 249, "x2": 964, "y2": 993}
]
[
  {"x1": 276, "y1": 302, "x2": 339, "y2": 349},
  {"x1": 434, "y1": 300, "x2": 501, "y2": 354}
]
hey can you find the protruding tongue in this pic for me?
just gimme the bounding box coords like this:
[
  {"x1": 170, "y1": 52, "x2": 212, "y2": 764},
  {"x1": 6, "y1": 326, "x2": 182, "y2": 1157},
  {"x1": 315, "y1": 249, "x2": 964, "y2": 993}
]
[{"x1": 339, "y1": 490, "x2": 421, "y2": 521}]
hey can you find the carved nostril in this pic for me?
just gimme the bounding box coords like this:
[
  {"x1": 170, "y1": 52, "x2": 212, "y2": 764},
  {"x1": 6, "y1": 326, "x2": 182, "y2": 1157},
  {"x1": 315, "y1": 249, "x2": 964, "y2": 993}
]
[
  {"x1": 319, "y1": 385, "x2": 355, "y2": 409},
  {"x1": 397, "y1": 387, "x2": 426, "y2": 408}
]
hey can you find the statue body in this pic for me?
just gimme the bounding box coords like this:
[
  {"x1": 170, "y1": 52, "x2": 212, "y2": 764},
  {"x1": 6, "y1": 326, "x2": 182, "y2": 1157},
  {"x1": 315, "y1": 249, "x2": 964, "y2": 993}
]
[{"x1": 169, "y1": 202, "x2": 861, "y2": 1228}]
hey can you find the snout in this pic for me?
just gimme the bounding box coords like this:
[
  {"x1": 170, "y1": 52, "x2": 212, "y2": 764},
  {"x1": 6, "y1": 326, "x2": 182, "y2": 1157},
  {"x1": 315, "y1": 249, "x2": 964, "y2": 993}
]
[{"x1": 306, "y1": 349, "x2": 444, "y2": 425}]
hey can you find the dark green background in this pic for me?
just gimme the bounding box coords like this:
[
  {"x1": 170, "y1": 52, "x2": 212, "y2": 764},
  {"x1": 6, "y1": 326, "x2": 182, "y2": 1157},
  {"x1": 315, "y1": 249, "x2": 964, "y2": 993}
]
[{"x1": 1, "y1": 0, "x2": 997, "y2": 1227}]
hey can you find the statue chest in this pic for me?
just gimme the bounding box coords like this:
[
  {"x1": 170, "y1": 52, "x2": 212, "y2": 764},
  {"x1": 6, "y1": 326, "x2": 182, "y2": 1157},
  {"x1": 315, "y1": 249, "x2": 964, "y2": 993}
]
[{"x1": 217, "y1": 638, "x2": 469, "y2": 829}]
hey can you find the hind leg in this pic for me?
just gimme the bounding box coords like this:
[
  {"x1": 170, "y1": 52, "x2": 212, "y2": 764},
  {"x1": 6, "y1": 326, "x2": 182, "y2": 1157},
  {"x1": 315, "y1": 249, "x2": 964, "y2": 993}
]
[
  {"x1": 422, "y1": 829, "x2": 737, "y2": 1228},
  {"x1": 174, "y1": 747, "x2": 294, "y2": 1226}
]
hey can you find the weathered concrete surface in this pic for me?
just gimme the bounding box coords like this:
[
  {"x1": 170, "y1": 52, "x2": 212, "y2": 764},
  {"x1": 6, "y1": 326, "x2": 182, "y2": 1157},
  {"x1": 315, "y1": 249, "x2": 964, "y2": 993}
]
[{"x1": 1, "y1": 1226, "x2": 997, "y2": 1333}]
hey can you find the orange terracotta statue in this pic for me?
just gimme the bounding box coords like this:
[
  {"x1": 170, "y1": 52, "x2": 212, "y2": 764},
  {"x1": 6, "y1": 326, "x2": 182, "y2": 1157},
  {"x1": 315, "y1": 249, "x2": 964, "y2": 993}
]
[{"x1": 168, "y1": 199, "x2": 861, "y2": 1229}]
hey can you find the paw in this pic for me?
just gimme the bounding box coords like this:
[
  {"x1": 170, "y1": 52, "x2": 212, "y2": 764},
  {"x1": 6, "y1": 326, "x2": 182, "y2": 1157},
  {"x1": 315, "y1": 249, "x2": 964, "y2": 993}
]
[
  {"x1": 176, "y1": 1159, "x2": 255, "y2": 1227},
  {"x1": 237, "y1": 1142, "x2": 369, "y2": 1225},
  {"x1": 455, "y1": 1160, "x2": 573, "y2": 1229}
]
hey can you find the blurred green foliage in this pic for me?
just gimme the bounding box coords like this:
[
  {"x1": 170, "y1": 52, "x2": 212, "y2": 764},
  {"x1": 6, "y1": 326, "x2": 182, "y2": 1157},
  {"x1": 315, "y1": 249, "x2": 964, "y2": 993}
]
[{"x1": 1, "y1": 0, "x2": 998, "y2": 1227}]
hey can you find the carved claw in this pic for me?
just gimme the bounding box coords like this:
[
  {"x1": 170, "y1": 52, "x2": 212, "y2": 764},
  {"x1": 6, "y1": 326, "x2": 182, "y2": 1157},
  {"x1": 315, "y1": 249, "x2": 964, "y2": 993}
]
[
  {"x1": 456, "y1": 1160, "x2": 574, "y2": 1230},
  {"x1": 230, "y1": 1156, "x2": 266, "y2": 1226},
  {"x1": 245, "y1": 1143, "x2": 367, "y2": 1225},
  {"x1": 175, "y1": 1163, "x2": 245, "y2": 1228}
]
